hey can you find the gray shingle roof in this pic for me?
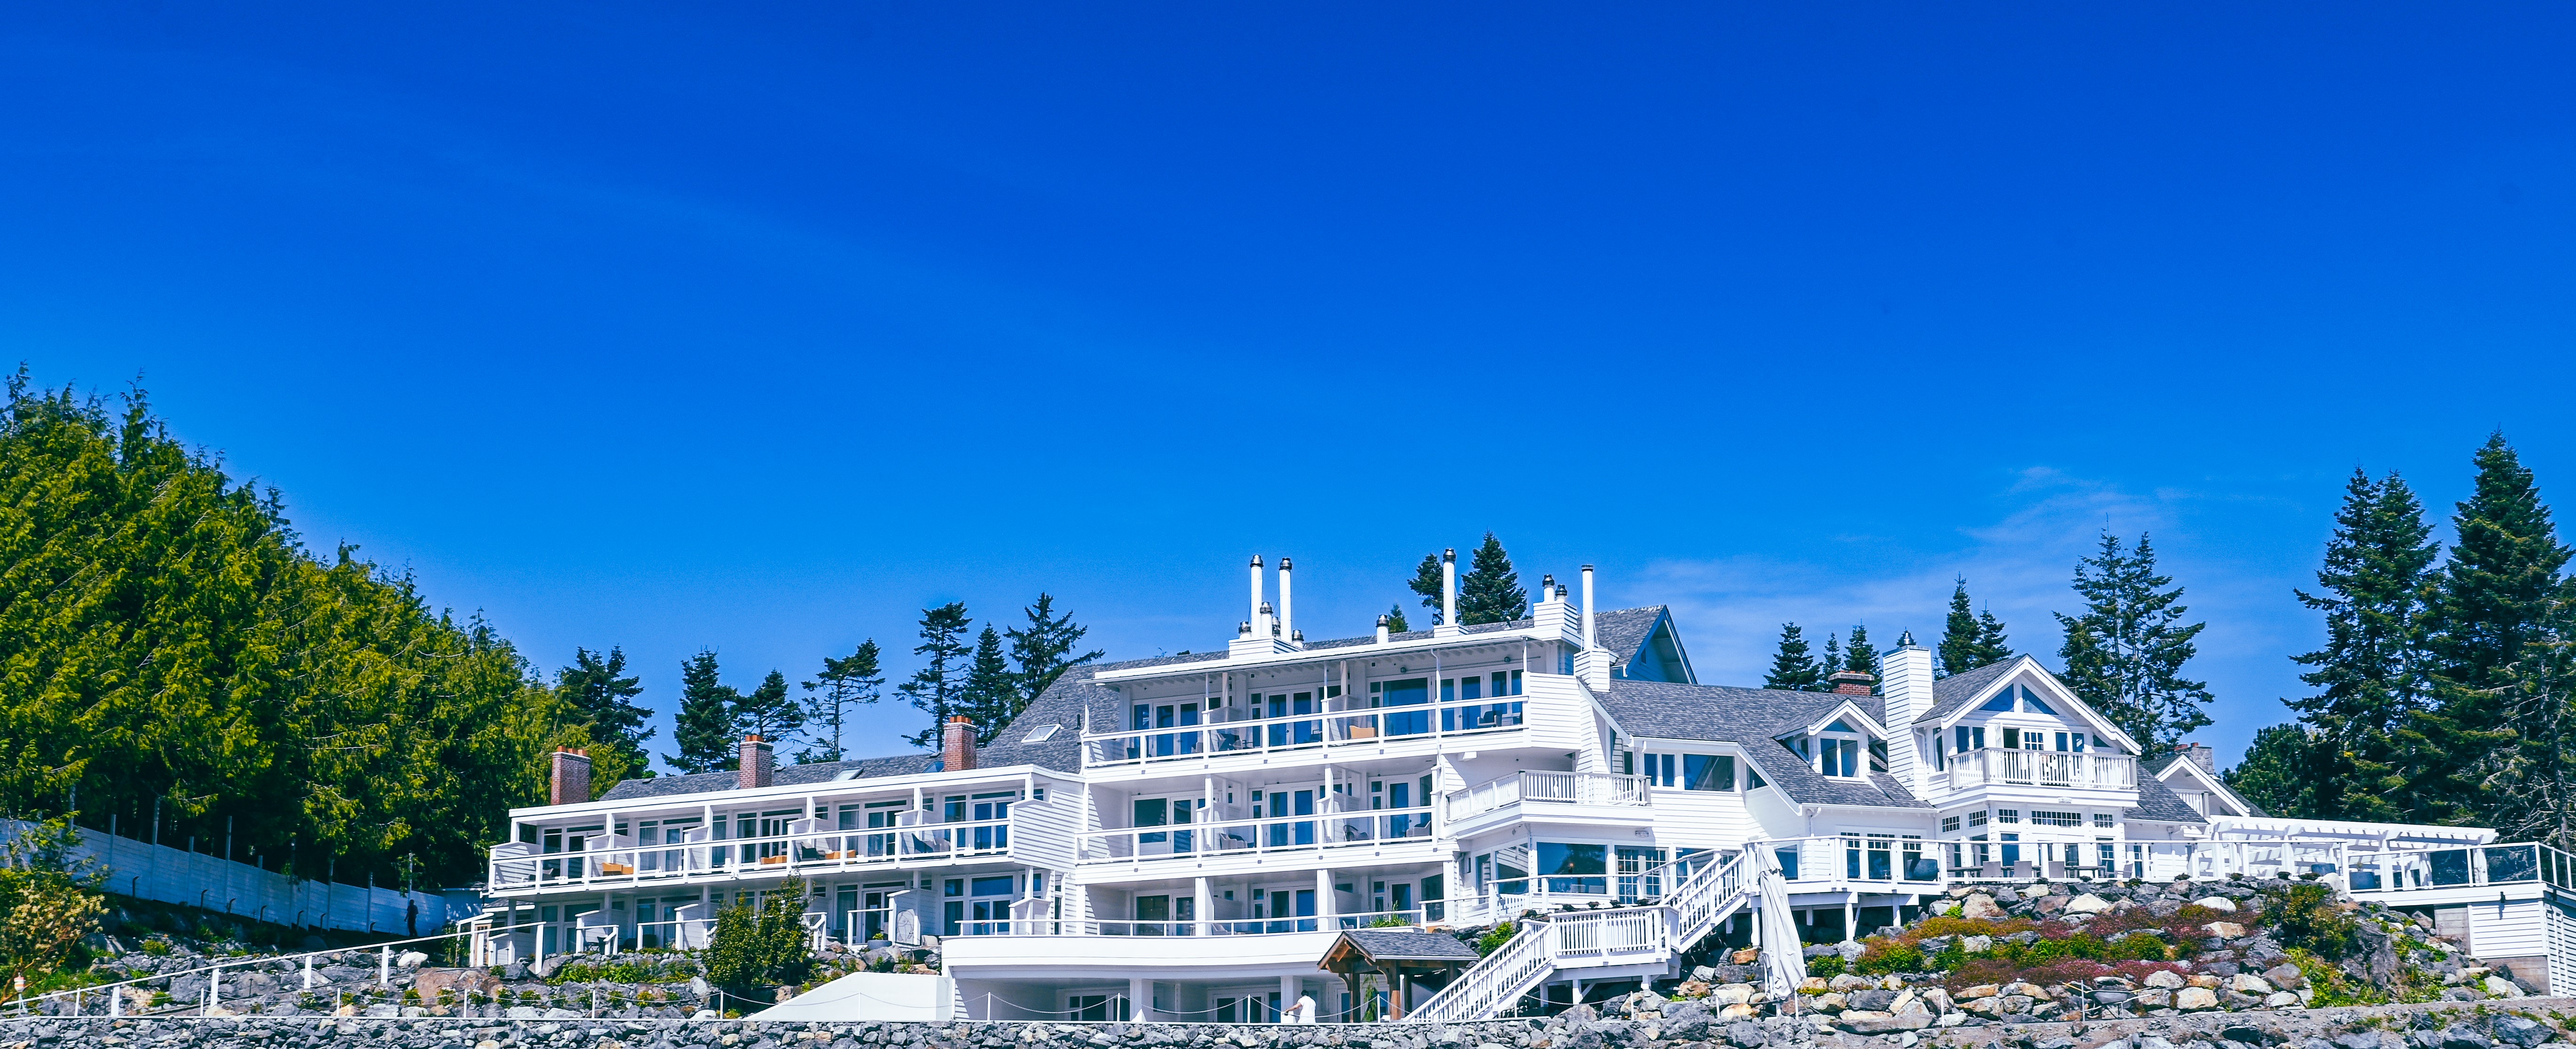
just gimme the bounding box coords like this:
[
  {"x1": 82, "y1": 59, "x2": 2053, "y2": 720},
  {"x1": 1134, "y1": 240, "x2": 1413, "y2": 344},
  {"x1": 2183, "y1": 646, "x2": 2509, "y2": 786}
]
[
  {"x1": 1592, "y1": 606, "x2": 1665, "y2": 668},
  {"x1": 1913, "y1": 657, "x2": 2023, "y2": 725},
  {"x1": 2125, "y1": 772, "x2": 2208, "y2": 824},
  {"x1": 2145, "y1": 751, "x2": 2269, "y2": 818},
  {"x1": 1601, "y1": 679, "x2": 1926, "y2": 809},
  {"x1": 1333, "y1": 929, "x2": 1482, "y2": 962}
]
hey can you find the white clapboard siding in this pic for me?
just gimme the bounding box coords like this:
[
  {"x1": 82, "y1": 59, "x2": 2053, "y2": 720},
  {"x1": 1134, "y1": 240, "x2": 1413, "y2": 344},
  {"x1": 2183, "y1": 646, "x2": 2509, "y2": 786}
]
[
  {"x1": 2468, "y1": 895, "x2": 2548, "y2": 959},
  {"x1": 12, "y1": 819, "x2": 448, "y2": 933}
]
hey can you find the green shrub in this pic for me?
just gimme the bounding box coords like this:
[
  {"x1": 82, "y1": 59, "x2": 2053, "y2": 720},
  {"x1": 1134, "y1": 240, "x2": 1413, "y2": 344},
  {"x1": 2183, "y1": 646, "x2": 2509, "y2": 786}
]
[
  {"x1": 139, "y1": 940, "x2": 172, "y2": 957},
  {"x1": 2261, "y1": 882, "x2": 2358, "y2": 959},
  {"x1": 1805, "y1": 954, "x2": 1846, "y2": 979},
  {"x1": 1473, "y1": 922, "x2": 1517, "y2": 957},
  {"x1": 1853, "y1": 939, "x2": 1924, "y2": 975},
  {"x1": 705, "y1": 877, "x2": 816, "y2": 995}
]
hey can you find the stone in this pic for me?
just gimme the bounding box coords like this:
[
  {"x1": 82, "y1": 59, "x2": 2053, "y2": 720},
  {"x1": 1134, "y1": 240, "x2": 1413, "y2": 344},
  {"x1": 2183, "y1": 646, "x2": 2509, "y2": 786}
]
[
  {"x1": 2141, "y1": 1038, "x2": 2178, "y2": 1049},
  {"x1": 1998, "y1": 995, "x2": 2033, "y2": 1015},
  {"x1": 2193, "y1": 897, "x2": 2239, "y2": 913},
  {"x1": 1710, "y1": 985, "x2": 1754, "y2": 1007},
  {"x1": 2205, "y1": 922, "x2": 2248, "y2": 939},
  {"x1": 1724, "y1": 1021, "x2": 1768, "y2": 1048},
  {"x1": 2442, "y1": 1026, "x2": 2495, "y2": 1049},
  {"x1": 1678, "y1": 981, "x2": 1713, "y2": 999},
  {"x1": 1798, "y1": 977, "x2": 1830, "y2": 994},
  {"x1": 2065, "y1": 894, "x2": 2114, "y2": 915},
  {"x1": 1691, "y1": 965, "x2": 1720, "y2": 982},
  {"x1": 2263, "y1": 992, "x2": 2301, "y2": 1008},
  {"x1": 2262, "y1": 964, "x2": 2306, "y2": 990},
  {"x1": 395, "y1": 950, "x2": 430, "y2": 968},
  {"x1": 1812, "y1": 993, "x2": 1849, "y2": 1011},
  {"x1": 414, "y1": 969, "x2": 502, "y2": 1001},
  {"x1": 2188, "y1": 973, "x2": 2224, "y2": 989},
  {"x1": 2002, "y1": 981, "x2": 2050, "y2": 1001},
  {"x1": 1848, "y1": 989, "x2": 1895, "y2": 1011},
  {"x1": 1829, "y1": 974, "x2": 1870, "y2": 992},
  {"x1": 2144, "y1": 970, "x2": 2186, "y2": 989},
  {"x1": 2223, "y1": 1026, "x2": 2276, "y2": 1045},
  {"x1": 2493, "y1": 1018, "x2": 2552, "y2": 1049},
  {"x1": 1959, "y1": 984, "x2": 2000, "y2": 999},
  {"x1": 2175, "y1": 987, "x2": 2219, "y2": 1010},
  {"x1": 2483, "y1": 976, "x2": 2521, "y2": 997},
  {"x1": 1730, "y1": 947, "x2": 1762, "y2": 965},
  {"x1": 1993, "y1": 886, "x2": 2023, "y2": 904},
  {"x1": 1717, "y1": 1003, "x2": 1759, "y2": 1020},
  {"x1": 2227, "y1": 974, "x2": 2273, "y2": 995},
  {"x1": 1960, "y1": 894, "x2": 2005, "y2": 920},
  {"x1": 1960, "y1": 935, "x2": 1993, "y2": 954},
  {"x1": 1841, "y1": 1010, "x2": 1932, "y2": 1033}
]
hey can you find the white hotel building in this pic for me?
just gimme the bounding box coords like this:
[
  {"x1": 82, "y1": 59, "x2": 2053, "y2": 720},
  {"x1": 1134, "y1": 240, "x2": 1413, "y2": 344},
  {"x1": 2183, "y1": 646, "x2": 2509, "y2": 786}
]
[{"x1": 483, "y1": 554, "x2": 2573, "y2": 1021}]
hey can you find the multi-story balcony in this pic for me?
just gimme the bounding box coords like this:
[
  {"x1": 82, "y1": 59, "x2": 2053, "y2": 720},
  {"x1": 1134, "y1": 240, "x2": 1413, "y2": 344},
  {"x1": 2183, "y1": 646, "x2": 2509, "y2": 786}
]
[
  {"x1": 1939, "y1": 747, "x2": 2137, "y2": 792},
  {"x1": 490, "y1": 805, "x2": 1069, "y2": 896},
  {"x1": 1081, "y1": 694, "x2": 1534, "y2": 770},
  {"x1": 1443, "y1": 771, "x2": 1651, "y2": 838},
  {"x1": 1073, "y1": 802, "x2": 1443, "y2": 879}
]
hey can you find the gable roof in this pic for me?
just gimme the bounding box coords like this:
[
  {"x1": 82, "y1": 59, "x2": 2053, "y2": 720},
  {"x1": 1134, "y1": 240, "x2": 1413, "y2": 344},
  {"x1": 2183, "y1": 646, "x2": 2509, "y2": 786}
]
[
  {"x1": 1600, "y1": 679, "x2": 1926, "y2": 809},
  {"x1": 2125, "y1": 771, "x2": 2208, "y2": 824},
  {"x1": 2147, "y1": 750, "x2": 2271, "y2": 818},
  {"x1": 1595, "y1": 606, "x2": 1694, "y2": 683},
  {"x1": 1914, "y1": 657, "x2": 2022, "y2": 726}
]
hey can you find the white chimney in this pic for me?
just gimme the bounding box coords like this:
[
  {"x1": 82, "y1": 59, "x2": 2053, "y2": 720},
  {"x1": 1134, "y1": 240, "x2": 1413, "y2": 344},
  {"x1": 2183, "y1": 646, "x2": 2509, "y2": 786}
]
[
  {"x1": 1375, "y1": 614, "x2": 1391, "y2": 644},
  {"x1": 1580, "y1": 565, "x2": 1596, "y2": 650},
  {"x1": 1278, "y1": 557, "x2": 1295, "y2": 645},
  {"x1": 1882, "y1": 633, "x2": 1934, "y2": 794},
  {"x1": 1438, "y1": 547, "x2": 1458, "y2": 635},
  {"x1": 1248, "y1": 555, "x2": 1265, "y2": 633},
  {"x1": 1578, "y1": 565, "x2": 1609, "y2": 691}
]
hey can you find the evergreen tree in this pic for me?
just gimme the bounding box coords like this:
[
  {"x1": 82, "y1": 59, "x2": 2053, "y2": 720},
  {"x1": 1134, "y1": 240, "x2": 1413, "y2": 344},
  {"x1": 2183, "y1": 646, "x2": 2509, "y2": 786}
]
[
  {"x1": 1938, "y1": 578, "x2": 2013, "y2": 677},
  {"x1": 2489, "y1": 586, "x2": 2576, "y2": 850},
  {"x1": 1816, "y1": 634, "x2": 1844, "y2": 692},
  {"x1": 1383, "y1": 604, "x2": 1410, "y2": 633},
  {"x1": 896, "y1": 602, "x2": 974, "y2": 750},
  {"x1": 2053, "y1": 532, "x2": 2216, "y2": 753},
  {"x1": 666, "y1": 650, "x2": 742, "y2": 774},
  {"x1": 2225, "y1": 724, "x2": 2318, "y2": 818},
  {"x1": 1007, "y1": 593, "x2": 1103, "y2": 710},
  {"x1": 958, "y1": 625, "x2": 1018, "y2": 744},
  {"x1": 734, "y1": 669, "x2": 801, "y2": 742},
  {"x1": 1843, "y1": 625, "x2": 1880, "y2": 682},
  {"x1": 1456, "y1": 533, "x2": 1529, "y2": 625},
  {"x1": 1408, "y1": 553, "x2": 1445, "y2": 624},
  {"x1": 798, "y1": 640, "x2": 882, "y2": 765},
  {"x1": 2285, "y1": 469, "x2": 2438, "y2": 822},
  {"x1": 2418, "y1": 434, "x2": 2572, "y2": 824},
  {"x1": 1763, "y1": 623, "x2": 1826, "y2": 691},
  {"x1": 553, "y1": 647, "x2": 652, "y2": 794}
]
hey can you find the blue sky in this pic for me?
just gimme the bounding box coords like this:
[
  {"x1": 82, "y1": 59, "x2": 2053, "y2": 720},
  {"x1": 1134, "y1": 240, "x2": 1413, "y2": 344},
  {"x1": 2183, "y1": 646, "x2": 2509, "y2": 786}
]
[{"x1": 4, "y1": 4, "x2": 2573, "y2": 773}]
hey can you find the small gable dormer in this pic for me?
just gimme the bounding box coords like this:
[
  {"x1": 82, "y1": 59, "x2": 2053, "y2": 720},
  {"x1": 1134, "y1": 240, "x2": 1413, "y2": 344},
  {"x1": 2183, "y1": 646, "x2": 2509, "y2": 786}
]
[{"x1": 1779, "y1": 702, "x2": 1888, "y2": 780}]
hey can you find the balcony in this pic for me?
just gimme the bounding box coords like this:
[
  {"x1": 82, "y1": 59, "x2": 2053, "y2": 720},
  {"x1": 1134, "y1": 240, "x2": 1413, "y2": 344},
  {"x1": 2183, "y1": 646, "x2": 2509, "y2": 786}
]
[
  {"x1": 1444, "y1": 771, "x2": 1650, "y2": 837},
  {"x1": 1077, "y1": 803, "x2": 1438, "y2": 867},
  {"x1": 490, "y1": 814, "x2": 1030, "y2": 894},
  {"x1": 1083, "y1": 695, "x2": 1532, "y2": 769},
  {"x1": 1941, "y1": 748, "x2": 2137, "y2": 791}
]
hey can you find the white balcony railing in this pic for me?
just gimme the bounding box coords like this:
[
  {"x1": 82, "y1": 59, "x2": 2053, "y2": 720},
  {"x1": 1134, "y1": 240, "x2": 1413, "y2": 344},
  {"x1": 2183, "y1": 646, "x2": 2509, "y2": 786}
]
[
  {"x1": 490, "y1": 816, "x2": 1018, "y2": 892},
  {"x1": 945, "y1": 907, "x2": 1434, "y2": 939},
  {"x1": 1078, "y1": 804, "x2": 1437, "y2": 864},
  {"x1": 1940, "y1": 748, "x2": 2137, "y2": 791},
  {"x1": 1446, "y1": 771, "x2": 1649, "y2": 820},
  {"x1": 1083, "y1": 695, "x2": 1532, "y2": 769}
]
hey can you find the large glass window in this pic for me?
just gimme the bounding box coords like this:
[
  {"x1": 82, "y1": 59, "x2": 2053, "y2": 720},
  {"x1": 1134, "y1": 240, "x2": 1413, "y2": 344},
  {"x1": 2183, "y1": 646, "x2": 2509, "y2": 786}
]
[
  {"x1": 1537, "y1": 842, "x2": 1608, "y2": 894},
  {"x1": 1684, "y1": 754, "x2": 1735, "y2": 791}
]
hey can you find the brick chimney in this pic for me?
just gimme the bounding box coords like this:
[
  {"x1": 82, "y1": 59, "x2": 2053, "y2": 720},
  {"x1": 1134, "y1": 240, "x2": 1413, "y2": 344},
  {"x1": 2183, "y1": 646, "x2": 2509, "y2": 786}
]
[
  {"x1": 548, "y1": 748, "x2": 591, "y2": 806},
  {"x1": 2175, "y1": 741, "x2": 2216, "y2": 776},
  {"x1": 739, "y1": 735, "x2": 774, "y2": 790},
  {"x1": 942, "y1": 716, "x2": 977, "y2": 772},
  {"x1": 1829, "y1": 670, "x2": 1876, "y2": 696}
]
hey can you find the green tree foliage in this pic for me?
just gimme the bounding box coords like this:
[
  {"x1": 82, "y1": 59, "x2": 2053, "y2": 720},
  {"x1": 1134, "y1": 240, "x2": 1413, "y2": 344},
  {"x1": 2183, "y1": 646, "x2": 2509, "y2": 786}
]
[
  {"x1": 1817, "y1": 634, "x2": 1844, "y2": 692},
  {"x1": 1938, "y1": 577, "x2": 2012, "y2": 677},
  {"x1": 798, "y1": 641, "x2": 882, "y2": 765},
  {"x1": 896, "y1": 603, "x2": 973, "y2": 750},
  {"x1": 0, "y1": 377, "x2": 563, "y2": 889},
  {"x1": 2418, "y1": 434, "x2": 2571, "y2": 824},
  {"x1": 1457, "y1": 533, "x2": 1528, "y2": 625},
  {"x1": 2489, "y1": 588, "x2": 2576, "y2": 850},
  {"x1": 1006, "y1": 593, "x2": 1102, "y2": 710},
  {"x1": 1842, "y1": 625, "x2": 1880, "y2": 681},
  {"x1": 1383, "y1": 604, "x2": 1410, "y2": 633},
  {"x1": 1763, "y1": 623, "x2": 1825, "y2": 691},
  {"x1": 553, "y1": 647, "x2": 652, "y2": 794},
  {"x1": 704, "y1": 877, "x2": 816, "y2": 1000},
  {"x1": 735, "y1": 669, "x2": 801, "y2": 742},
  {"x1": 1407, "y1": 552, "x2": 1445, "y2": 624},
  {"x1": 957, "y1": 625, "x2": 1017, "y2": 744},
  {"x1": 2284, "y1": 469, "x2": 2439, "y2": 822},
  {"x1": 667, "y1": 651, "x2": 743, "y2": 774},
  {"x1": 2225, "y1": 723, "x2": 2318, "y2": 818},
  {"x1": 0, "y1": 819, "x2": 107, "y2": 995},
  {"x1": 2054, "y1": 532, "x2": 2215, "y2": 753}
]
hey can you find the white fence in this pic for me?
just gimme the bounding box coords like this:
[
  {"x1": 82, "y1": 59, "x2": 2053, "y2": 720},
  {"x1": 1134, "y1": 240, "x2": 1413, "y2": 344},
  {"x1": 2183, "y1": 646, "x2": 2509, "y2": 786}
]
[{"x1": 11, "y1": 820, "x2": 450, "y2": 934}]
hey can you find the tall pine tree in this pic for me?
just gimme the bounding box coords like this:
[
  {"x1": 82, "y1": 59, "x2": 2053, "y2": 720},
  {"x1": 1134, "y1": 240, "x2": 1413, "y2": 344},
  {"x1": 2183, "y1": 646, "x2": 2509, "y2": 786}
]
[
  {"x1": 2284, "y1": 469, "x2": 2439, "y2": 822},
  {"x1": 798, "y1": 640, "x2": 882, "y2": 765},
  {"x1": 2053, "y1": 532, "x2": 2216, "y2": 754},
  {"x1": 2224, "y1": 724, "x2": 2318, "y2": 818},
  {"x1": 666, "y1": 650, "x2": 742, "y2": 774},
  {"x1": 554, "y1": 647, "x2": 652, "y2": 793},
  {"x1": 2490, "y1": 588, "x2": 2576, "y2": 850},
  {"x1": 1816, "y1": 634, "x2": 1844, "y2": 692},
  {"x1": 734, "y1": 669, "x2": 801, "y2": 741},
  {"x1": 896, "y1": 602, "x2": 974, "y2": 750},
  {"x1": 1843, "y1": 625, "x2": 1880, "y2": 683},
  {"x1": 1007, "y1": 593, "x2": 1104, "y2": 710},
  {"x1": 2418, "y1": 434, "x2": 2572, "y2": 825},
  {"x1": 1938, "y1": 578, "x2": 2013, "y2": 677},
  {"x1": 1456, "y1": 533, "x2": 1529, "y2": 625},
  {"x1": 1763, "y1": 623, "x2": 1826, "y2": 691},
  {"x1": 958, "y1": 625, "x2": 1018, "y2": 744},
  {"x1": 1408, "y1": 553, "x2": 1445, "y2": 624}
]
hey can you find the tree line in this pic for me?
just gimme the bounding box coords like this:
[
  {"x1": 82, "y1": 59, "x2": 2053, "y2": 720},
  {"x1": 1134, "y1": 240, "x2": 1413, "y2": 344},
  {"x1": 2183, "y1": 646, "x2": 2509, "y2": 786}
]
[
  {"x1": 2228, "y1": 435, "x2": 2576, "y2": 849},
  {"x1": 1760, "y1": 534, "x2": 2218, "y2": 755}
]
